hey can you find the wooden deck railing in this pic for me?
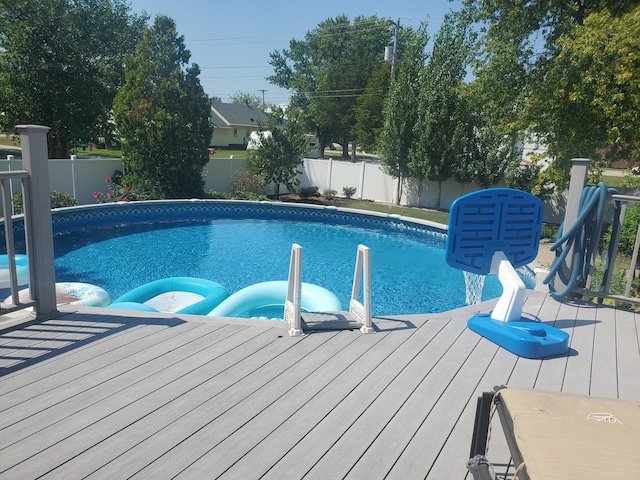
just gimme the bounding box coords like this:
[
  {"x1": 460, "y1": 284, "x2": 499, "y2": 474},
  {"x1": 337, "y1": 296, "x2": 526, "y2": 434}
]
[
  {"x1": 556, "y1": 159, "x2": 640, "y2": 305},
  {"x1": 0, "y1": 125, "x2": 58, "y2": 318}
]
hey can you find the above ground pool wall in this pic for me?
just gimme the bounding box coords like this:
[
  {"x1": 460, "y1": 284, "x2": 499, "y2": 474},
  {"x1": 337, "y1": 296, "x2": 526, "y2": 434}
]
[{"x1": 1, "y1": 200, "x2": 448, "y2": 253}]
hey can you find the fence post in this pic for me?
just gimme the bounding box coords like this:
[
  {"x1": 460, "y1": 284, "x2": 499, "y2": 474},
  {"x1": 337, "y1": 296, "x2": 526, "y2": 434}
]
[
  {"x1": 17, "y1": 124, "x2": 58, "y2": 317},
  {"x1": 359, "y1": 161, "x2": 366, "y2": 200},
  {"x1": 556, "y1": 158, "x2": 590, "y2": 292},
  {"x1": 70, "y1": 154, "x2": 78, "y2": 199}
]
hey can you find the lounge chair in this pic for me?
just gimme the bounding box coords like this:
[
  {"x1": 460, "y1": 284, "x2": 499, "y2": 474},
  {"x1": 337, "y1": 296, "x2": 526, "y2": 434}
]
[{"x1": 468, "y1": 387, "x2": 640, "y2": 479}]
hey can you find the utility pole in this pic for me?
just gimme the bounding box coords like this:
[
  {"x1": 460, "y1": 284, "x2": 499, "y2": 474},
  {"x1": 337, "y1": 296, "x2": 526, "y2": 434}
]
[
  {"x1": 387, "y1": 18, "x2": 402, "y2": 204},
  {"x1": 388, "y1": 19, "x2": 401, "y2": 81},
  {"x1": 258, "y1": 89, "x2": 268, "y2": 104}
]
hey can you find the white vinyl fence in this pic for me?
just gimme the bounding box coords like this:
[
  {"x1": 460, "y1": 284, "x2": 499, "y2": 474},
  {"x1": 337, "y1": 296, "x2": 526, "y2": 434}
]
[
  {"x1": 0, "y1": 153, "x2": 565, "y2": 222},
  {"x1": 0, "y1": 154, "x2": 248, "y2": 209}
]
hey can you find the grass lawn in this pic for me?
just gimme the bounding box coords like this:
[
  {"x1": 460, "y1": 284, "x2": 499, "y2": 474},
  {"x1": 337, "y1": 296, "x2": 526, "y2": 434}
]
[
  {"x1": 211, "y1": 148, "x2": 247, "y2": 159},
  {"x1": 72, "y1": 148, "x2": 123, "y2": 158},
  {"x1": 69, "y1": 147, "x2": 246, "y2": 160},
  {"x1": 0, "y1": 136, "x2": 21, "y2": 148},
  {"x1": 277, "y1": 194, "x2": 449, "y2": 225},
  {"x1": 329, "y1": 199, "x2": 449, "y2": 225},
  {"x1": 601, "y1": 175, "x2": 627, "y2": 188}
]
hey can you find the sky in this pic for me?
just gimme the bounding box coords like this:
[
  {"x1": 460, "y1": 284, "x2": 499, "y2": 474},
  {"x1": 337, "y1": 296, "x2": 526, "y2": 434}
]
[{"x1": 126, "y1": 0, "x2": 463, "y2": 106}]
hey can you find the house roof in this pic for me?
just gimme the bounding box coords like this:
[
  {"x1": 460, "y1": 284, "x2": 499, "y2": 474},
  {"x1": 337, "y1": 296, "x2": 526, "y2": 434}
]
[{"x1": 210, "y1": 102, "x2": 267, "y2": 129}]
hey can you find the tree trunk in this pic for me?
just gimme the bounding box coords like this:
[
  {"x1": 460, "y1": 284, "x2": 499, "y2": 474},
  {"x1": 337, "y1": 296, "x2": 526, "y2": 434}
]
[
  {"x1": 47, "y1": 128, "x2": 69, "y2": 159},
  {"x1": 341, "y1": 140, "x2": 349, "y2": 159},
  {"x1": 416, "y1": 178, "x2": 424, "y2": 207},
  {"x1": 436, "y1": 180, "x2": 442, "y2": 211},
  {"x1": 318, "y1": 131, "x2": 329, "y2": 158},
  {"x1": 351, "y1": 141, "x2": 357, "y2": 163},
  {"x1": 395, "y1": 174, "x2": 402, "y2": 205}
]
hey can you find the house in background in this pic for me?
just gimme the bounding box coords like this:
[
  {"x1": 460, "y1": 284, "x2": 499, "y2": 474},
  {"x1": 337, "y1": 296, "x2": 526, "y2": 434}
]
[{"x1": 210, "y1": 101, "x2": 268, "y2": 149}]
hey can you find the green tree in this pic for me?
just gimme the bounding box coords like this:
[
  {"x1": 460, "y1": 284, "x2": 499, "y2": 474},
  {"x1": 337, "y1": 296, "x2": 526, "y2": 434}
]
[
  {"x1": 528, "y1": 6, "x2": 640, "y2": 174},
  {"x1": 450, "y1": 87, "x2": 481, "y2": 194},
  {"x1": 379, "y1": 24, "x2": 429, "y2": 205},
  {"x1": 229, "y1": 91, "x2": 270, "y2": 112},
  {"x1": 113, "y1": 15, "x2": 212, "y2": 199},
  {"x1": 247, "y1": 109, "x2": 309, "y2": 199},
  {"x1": 353, "y1": 63, "x2": 391, "y2": 153},
  {"x1": 0, "y1": 0, "x2": 146, "y2": 158},
  {"x1": 464, "y1": 0, "x2": 640, "y2": 187},
  {"x1": 269, "y1": 15, "x2": 392, "y2": 158},
  {"x1": 447, "y1": 83, "x2": 519, "y2": 194},
  {"x1": 411, "y1": 14, "x2": 472, "y2": 210},
  {"x1": 473, "y1": 128, "x2": 519, "y2": 188}
]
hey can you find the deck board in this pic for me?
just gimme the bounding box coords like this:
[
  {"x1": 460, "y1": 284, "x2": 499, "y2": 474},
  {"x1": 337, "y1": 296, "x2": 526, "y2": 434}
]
[
  {"x1": 615, "y1": 308, "x2": 640, "y2": 400},
  {"x1": 227, "y1": 318, "x2": 444, "y2": 480},
  {"x1": 278, "y1": 318, "x2": 465, "y2": 480},
  {"x1": 0, "y1": 324, "x2": 272, "y2": 455},
  {"x1": 1, "y1": 292, "x2": 639, "y2": 479},
  {"x1": 561, "y1": 299, "x2": 598, "y2": 396},
  {"x1": 590, "y1": 303, "x2": 619, "y2": 398}
]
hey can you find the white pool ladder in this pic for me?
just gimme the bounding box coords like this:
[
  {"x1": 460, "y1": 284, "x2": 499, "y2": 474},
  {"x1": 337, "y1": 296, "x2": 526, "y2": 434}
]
[
  {"x1": 350, "y1": 245, "x2": 374, "y2": 333},
  {"x1": 284, "y1": 243, "x2": 374, "y2": 336},
  {"x1": 284, "y1": 243, "x2": 304, "y2": 336}
]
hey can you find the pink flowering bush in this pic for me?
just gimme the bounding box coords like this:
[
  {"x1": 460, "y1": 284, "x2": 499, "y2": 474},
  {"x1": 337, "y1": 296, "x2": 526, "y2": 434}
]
[{"x1": 93, "y1": 175, "x2": 135, "y2": 203}]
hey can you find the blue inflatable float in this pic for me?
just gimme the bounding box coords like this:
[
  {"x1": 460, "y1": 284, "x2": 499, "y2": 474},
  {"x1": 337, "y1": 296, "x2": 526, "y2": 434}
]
[
  {"x1": 208, "y1": 280, "x2": 342, "y2": 319},
  {"x1": 109, "y1": 277, "x2": 229, "y2": 315},
  {"x1": 0, "y1": 254, "x2": 29, "y2": 289}
]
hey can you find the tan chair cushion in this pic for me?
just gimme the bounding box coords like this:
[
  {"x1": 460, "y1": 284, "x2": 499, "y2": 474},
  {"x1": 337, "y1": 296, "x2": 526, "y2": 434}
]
[{"x1": 497, "y1": 388, "x2": 640, "y2": 479}]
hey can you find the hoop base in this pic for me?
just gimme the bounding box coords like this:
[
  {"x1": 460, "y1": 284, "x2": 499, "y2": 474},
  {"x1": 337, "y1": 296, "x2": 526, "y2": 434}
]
[{"x1": 467, "y1": 314, "x2": 569, "y2": 359}]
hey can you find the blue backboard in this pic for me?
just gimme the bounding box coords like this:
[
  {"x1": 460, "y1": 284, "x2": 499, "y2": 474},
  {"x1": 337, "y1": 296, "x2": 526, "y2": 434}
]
[{"x1": 446, "y1": 189, "x2": 544, "y2": 275}]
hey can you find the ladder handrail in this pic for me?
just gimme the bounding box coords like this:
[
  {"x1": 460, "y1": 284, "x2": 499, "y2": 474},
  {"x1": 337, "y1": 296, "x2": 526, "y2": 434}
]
[
  {"x1": 350, "y1": 244, "x2": 374, "y2": 333},
  {"x1": 285, "y1": 243, "x2": 303, "y2": 336}
]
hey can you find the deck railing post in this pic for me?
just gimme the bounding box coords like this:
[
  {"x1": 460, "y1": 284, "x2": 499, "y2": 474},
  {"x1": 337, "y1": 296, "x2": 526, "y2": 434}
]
[
  {"x1": 7, "y1": 154, "x2": 16, "y2": 215},
  {"x1": 17, "y1": 124, "x2": 58, "y2": 317},
  {"x1": 555, "y1": 158, "x2": 590, "y2": 292}
]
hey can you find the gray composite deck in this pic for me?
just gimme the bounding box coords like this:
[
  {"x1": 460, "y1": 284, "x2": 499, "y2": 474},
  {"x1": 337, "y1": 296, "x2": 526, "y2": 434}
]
[{"x1": 1, "y1": 291, "x2": 639, "y2": 479}]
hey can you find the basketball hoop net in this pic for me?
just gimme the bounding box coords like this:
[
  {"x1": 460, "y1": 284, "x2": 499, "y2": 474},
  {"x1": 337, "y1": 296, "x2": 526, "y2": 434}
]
[{"x1": 464, "y1": 271, "x2": 485, "y2": 305}]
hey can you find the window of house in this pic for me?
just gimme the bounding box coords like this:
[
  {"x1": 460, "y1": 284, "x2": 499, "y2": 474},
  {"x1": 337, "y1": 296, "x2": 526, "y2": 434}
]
[{"x1": 234, "y1": 128, "x2": 238, "y2": 137}]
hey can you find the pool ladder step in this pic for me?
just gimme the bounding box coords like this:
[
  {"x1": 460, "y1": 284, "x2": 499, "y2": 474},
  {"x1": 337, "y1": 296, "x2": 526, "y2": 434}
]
[
  {"x1": 285, "y1": 243, "x2": 374, "y2": 336},
  {"x1": 301, "y1": 311, "x2": 364, "y2": 331}
]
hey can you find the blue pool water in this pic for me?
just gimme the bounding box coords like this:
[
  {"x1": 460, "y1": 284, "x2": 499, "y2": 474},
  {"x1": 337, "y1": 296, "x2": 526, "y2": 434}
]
[{"x1": 43, "y1": 201, "x2": 519, "y2": 316}]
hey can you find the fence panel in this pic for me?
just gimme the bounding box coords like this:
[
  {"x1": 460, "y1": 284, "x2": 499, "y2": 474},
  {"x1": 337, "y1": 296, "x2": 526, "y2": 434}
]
[
  {"x1": 75, "y1": 158, "x2": 124, "y2": 204},
  {"x1": 325, "y1": 160, "x2": 364, "y2": 196},
  {"x1": 300, "y1": 158, "x2": 330, "y2": 190},
  {"x1": 359, "y1": 162, "x2": 396, "y2": 203},
  {"x1": 1, "y1": 154, "x2": 561, "y2": 224},
  {"x1": 203, "y1": 157, "x2": 247, "y2": 193}
]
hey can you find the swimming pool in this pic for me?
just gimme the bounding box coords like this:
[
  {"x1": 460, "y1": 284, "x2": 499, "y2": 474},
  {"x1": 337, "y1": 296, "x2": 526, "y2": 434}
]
[{"x1": 5, "y1": 200, "x2": 534, "y2": 316}]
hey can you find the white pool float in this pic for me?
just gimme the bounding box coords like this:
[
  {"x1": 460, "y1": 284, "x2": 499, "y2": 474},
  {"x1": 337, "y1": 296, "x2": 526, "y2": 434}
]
[{"x1": 3, "y1": 282, "x2": 111, "y2": 307}]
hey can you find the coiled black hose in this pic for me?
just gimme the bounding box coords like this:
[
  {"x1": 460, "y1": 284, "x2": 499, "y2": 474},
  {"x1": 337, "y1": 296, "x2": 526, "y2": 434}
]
[{"x1": 543, "y1": 182, "x2": 620, "y2": 299}]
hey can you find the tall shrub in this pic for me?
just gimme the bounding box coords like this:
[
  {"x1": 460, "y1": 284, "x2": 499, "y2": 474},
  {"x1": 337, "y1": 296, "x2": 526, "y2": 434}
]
[{"x1": 113, "y1": 15, "x2": 212, "y2": 199}]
